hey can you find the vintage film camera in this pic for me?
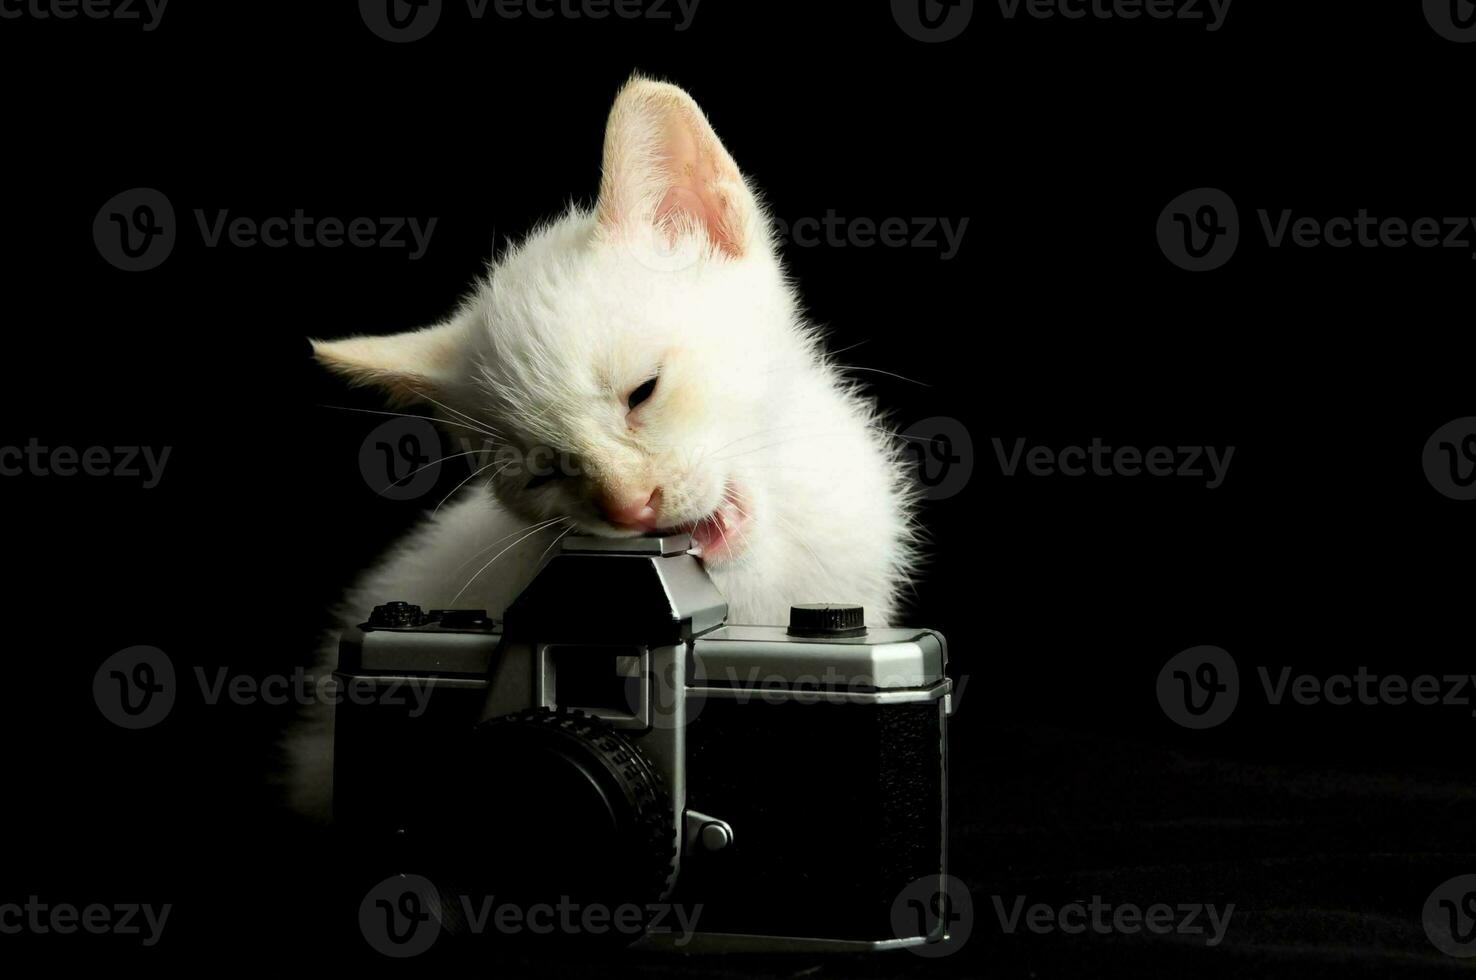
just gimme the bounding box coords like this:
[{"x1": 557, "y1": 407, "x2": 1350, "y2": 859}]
[{"x1": 333, "y1": 534, "x2": 951, "y2": 951}]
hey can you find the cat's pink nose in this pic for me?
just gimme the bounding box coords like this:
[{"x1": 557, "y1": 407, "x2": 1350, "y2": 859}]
[{"x1": 600, "y1": 488, "x2": 662, "y2": 531}]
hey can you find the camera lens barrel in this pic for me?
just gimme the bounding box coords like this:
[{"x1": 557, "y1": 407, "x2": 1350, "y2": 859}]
[{"x1": 423, "y1": 708, "x2": 677, "y2": 914}]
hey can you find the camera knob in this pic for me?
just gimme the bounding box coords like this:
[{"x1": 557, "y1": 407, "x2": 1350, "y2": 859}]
[
  {"x1": 367, "y1": 601, "x2": 426, "y2": 628},
  {"x1": 787, "y1": 603, "x2": 866, "y2": 637}
]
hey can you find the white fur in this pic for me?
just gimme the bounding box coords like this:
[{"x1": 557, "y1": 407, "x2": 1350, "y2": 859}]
[{"x1": 285, "y1": 77, "x2": 920, "y2": 819}]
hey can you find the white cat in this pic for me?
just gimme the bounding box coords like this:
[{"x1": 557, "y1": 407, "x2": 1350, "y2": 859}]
[{"x1": 288, "y1": 76, "x2": 920, "y2": 817}]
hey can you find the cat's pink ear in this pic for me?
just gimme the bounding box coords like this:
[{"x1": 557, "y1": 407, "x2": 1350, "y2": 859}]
[
  {"x1": 595, "y1": 76, "x2": 758, "y2": 259},
  {"x1": 310, "y1": 318, "x2": 466, "y2": 405}
]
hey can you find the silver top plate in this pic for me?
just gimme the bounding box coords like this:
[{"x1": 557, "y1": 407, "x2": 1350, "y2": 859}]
[
  {"x1": 561, "y1": 533, "x2": 693, "y2": 556},
  {"x1": 692, "y1": 626, "x2": 947, "y2": 691}
]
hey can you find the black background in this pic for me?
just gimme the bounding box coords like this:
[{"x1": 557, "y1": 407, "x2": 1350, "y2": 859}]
[{"x1": 1, "y1": 0, "x2": 1473, "y2": 974}]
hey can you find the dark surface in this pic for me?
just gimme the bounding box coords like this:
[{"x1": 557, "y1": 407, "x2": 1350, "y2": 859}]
[{"x1": 1, "y1": 0, "x2": 1472, "y2": 973}]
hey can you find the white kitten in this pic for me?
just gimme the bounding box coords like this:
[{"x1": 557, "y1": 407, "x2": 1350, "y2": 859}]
[{"x1": 287, "y1": 76, "x2": 920, "y2": 818}]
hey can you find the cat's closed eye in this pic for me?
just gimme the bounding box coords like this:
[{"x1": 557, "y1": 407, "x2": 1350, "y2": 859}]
[{"x1": 627, "y1": 376, "x2": 658, "y2": 410}]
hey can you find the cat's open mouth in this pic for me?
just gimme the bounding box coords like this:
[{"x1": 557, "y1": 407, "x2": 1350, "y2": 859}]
[{"x1": 662, "y1": 488, "x2": 749, "y2": 564}]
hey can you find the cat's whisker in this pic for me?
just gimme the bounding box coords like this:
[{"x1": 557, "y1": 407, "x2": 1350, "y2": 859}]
[
  {"x1": 323, "y1": 405, "x2": 499, "y2": 441},
  {"x1": 533, "y1": 522, "x2": 577, "y2": 568},
  {"x1": 450, "y1": 516, "x2": 568, "y2": 575},
  {"x1": 825, "y1": 340, "x2": 870, "y2": 359},
  {"x1": 707, "y1": 512, "x2": 734, "y2": 560},
  {"x1": 757, "y1": 348, "x2": 930, "y2": 388},
  {"x1": 434, "y1": 455, "x2": 511, "y2": 516},
  {"x1": 832, "y1": 364, "x2": 932, "y2": 387},
  {"x1": 451, "y1": 519, "x2": 572, "y2": 604},
  {"x1": 714, "y1": 422, "x2": 944, "y2": 465},
  {"x1": 727, "y1": 497, "x2": 827, "y2": 581},
  {"x1": 418, "y1": 391, "x2": 506, "y2": 439},
  {"x1": 712, "y1": 430, "x2": 861, "y2": 462},
  {"x1": 701, "y1": 422, "x2": 828, "y2": 459},
  {"x1": 376, "y1": 448, "x2": 492, "y2": 496},
  {"x1": 860, "y1": 422, "x2": 942, "y2": 443}
]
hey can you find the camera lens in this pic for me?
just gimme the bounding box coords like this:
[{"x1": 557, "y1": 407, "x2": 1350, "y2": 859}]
[{"x1": 411, "y1": 708, "x2": 676, "y2": 932}]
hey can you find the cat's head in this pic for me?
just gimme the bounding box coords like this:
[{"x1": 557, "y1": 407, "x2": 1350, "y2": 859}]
[{"x1": 312, "y1": 77, "x2": 806, "y2": 564}]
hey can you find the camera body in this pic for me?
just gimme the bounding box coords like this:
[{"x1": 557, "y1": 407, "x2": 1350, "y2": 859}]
[{"x1": 333, "y1": 534, "x2": 951, "y2": 951}]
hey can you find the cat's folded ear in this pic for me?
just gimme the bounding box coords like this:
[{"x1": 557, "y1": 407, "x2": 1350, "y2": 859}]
[
  {"x1": 595, "y1": 75, "x2": 761, "y2": 260},
  {"x1": 309, "y1": 317, "x2": 467, "y2": 406}
]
